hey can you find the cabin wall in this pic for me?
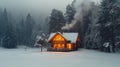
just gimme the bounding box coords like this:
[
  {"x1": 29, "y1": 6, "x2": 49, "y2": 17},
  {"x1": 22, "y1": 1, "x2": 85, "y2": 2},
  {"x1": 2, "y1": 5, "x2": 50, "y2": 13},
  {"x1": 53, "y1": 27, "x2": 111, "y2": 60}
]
[{"x1": 51, "y1": 42, "x2": 77, "y2": 51}]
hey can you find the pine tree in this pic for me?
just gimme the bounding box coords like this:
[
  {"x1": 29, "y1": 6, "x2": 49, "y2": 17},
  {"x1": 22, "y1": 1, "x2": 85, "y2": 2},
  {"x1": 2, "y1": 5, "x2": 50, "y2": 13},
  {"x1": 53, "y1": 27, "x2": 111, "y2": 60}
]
[
  {"x1": 98, "y1": 0, "x2": 118, "y2": 52},
  {"x1": 37, "y1": 24, "x2": 42, "y2": 31},
  {"x1": 2, "y1": 24, "x2": 17, "y2": 48},
  {"x1": 0, "y1": 9, "x2": 17, "y2": 48},
  {"x1": 0, "y1": 8, "x2": 2, "y2": 46},
  {"x1": 16, "y1": 17, "x2": 25, "y2": 45},
  {"x1": 84, "y1": 2, "x2": 100, "y2": 49},
  {"x1": 65, "y1": 4, "x2": 76, "y2": 23},
  {"x1": 49, "y1": 9, "x2": 65, "y2": 33},
  {"x1": 0, "y1": 9, "x2": 9, "y2": 47},
  {"x1": 24, "y1": 13, "x2": 36, "y2": 46},
  {"x1": 109, "y1": 0, "x2": 120, "y2": 52},
  {"x1": 0, "y1": 9, "x2": 8, "y2": 38}
]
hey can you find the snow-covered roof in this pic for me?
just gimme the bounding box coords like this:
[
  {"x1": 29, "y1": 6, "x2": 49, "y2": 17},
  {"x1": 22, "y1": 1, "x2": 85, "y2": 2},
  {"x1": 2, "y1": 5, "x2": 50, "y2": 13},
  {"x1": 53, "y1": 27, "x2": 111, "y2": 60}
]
[
  {"x1": 48, "y1": 33, "x2": 56, "y2": 41},
  {"x1": 63, "y1": 33, "x2": 78, "y2": 43},
  {"x1": 48, "y1": 32, "x2": 62, "y2": 41},
  {"x1": 48, "y1": 32, "x2": 79, "y2": 43}
]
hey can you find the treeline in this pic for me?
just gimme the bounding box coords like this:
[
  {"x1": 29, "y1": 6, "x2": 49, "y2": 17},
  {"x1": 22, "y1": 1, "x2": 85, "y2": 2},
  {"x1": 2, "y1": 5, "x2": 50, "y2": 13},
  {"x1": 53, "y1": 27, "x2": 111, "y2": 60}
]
[
  {"x1": 0, "y1": 9, "x2": 42, "y2": 48},
  {"x1": 48, "y1": 0, "x2": 120, "y2": 52}
]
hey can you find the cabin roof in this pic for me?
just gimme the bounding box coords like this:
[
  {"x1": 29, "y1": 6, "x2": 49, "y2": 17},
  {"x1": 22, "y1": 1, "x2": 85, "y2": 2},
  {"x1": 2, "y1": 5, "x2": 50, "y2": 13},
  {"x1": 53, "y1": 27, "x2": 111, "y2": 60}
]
[
  {"x1": 48, "y1": 33, "x2": 56, "y2": 41},
  {"x1": 48, "y1": 32, "x2": 79, "y2": 43},
  {"x1": 48, "y1": 32, "x2": 62, "y2": 41},
  {"x1": 63, "y1": 33, "x2": 78, "y2": 43}
]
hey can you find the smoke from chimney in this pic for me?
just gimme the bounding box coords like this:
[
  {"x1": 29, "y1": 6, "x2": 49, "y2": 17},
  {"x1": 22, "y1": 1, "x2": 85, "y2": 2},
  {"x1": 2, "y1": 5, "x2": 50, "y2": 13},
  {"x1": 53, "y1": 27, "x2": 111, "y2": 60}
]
[{"x1": 62, "y1": 0, "x2": 96, "y2": 31}]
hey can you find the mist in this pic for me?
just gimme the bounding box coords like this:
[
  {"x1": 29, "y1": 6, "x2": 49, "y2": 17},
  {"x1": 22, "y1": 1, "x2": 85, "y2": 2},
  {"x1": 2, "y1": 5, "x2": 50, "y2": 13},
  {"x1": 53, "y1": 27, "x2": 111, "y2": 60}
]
[
  {"x1": 0, "y1": 0, "x2": 101, "y2": 16},
  {"x1": 0, "y1": 0, "x2": 101, "y2": 31},
  {"x1": 62, "y1": 0, "x2": 101, "y2": 31},
  {"x1": 0, "y1": 0, "x2": 73, "y2": 16}
]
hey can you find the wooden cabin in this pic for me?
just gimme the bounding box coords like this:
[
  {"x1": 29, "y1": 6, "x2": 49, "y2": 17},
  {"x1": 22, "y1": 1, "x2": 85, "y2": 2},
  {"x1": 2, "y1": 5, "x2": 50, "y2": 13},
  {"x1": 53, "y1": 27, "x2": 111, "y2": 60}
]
[{"x1": 47, "y1": 32, "x2": 80, "y2": 52}]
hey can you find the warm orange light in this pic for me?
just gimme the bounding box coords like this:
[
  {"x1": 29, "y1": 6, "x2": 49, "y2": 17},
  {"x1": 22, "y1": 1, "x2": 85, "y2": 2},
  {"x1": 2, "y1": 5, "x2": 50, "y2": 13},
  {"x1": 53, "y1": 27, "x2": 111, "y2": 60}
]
[
  {"x1": 58, "y1": 44, "x2": 61, "y2": 47},
  {"x1": 53, "y1": 44, "x2": 57, "y2": 48},
  {"x1": 53, "y1": 44, "x2": 65, "y2": 49},
  {"x1": 67, "y1": 43, "x2": 72, "y2": 50},
  {"x1": 62, "y1": 44, "x2": 64, "y2": 47},
  {"x1": 53, "y1": 35, "x2": 64, "y2": 41}
]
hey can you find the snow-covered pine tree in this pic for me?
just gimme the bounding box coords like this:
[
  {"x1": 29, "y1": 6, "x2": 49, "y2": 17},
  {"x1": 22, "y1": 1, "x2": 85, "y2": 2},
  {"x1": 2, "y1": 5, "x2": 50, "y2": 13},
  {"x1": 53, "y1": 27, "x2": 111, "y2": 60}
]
[
  {"x1": 98, "y1": 0, "x2": 119, "y2": 52},
  {"x1": 84, "y1": 2, "x2": 100, "y2": 49},
  {"x1": 109, "y1": 0, "x2": 120, "y2": 52},
  {"x1": 98, "y1": 0, "x2": 111, "y2": 46}
]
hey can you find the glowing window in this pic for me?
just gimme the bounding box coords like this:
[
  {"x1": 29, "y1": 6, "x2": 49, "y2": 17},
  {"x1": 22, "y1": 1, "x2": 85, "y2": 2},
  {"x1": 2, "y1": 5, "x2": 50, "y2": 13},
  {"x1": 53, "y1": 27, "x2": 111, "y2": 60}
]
[
  {"x1": 67, "y1": 43, "x2": 72, "y2": 50},
  {"x1": 53, "y1": 44, "x2": 65, "y2": 49},
  {"x1": 53, "y1": 35, "x2": 64, "y2": 41}
]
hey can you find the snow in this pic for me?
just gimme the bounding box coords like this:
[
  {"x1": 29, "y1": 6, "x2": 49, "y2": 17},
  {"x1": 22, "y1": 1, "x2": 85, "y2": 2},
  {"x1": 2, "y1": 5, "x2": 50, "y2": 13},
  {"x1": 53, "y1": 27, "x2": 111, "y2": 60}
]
[
  {"x1": 105, "y1": 22, "x2": 112, "y2": 27},
  {"x1": 103, "y1": 42, "x2": 110, "y2": 47},
  {"x1": 63, "y1": 33, "x2": 78, "y2": 43},
  {"x1": 48, "y1": 33, "x2": 56, "y2": 41},
  {"x1": 0, "y1": 48, "x2": 120, "y2": 67}
]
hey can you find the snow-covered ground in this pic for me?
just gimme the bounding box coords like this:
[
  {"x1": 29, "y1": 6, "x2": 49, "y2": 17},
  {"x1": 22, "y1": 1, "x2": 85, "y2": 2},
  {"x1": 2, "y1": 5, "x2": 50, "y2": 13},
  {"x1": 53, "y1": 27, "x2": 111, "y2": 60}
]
[{"x1": 0, "y1": 48, "x2": 120, "y2": 67}]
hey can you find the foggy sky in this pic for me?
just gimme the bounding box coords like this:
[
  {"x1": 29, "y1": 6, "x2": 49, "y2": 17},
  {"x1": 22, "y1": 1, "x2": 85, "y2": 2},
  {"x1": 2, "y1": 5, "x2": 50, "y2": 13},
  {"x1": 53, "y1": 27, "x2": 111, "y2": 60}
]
[
  {"x1": 0, "y1": 0, "x2": 101, "y2": 31},
  {"x1": 0, "y1": 0, "x2": 73, "y2": 16},
  {"x1": 0, "y1": 0, "x2": 101, "y2": 16}
]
